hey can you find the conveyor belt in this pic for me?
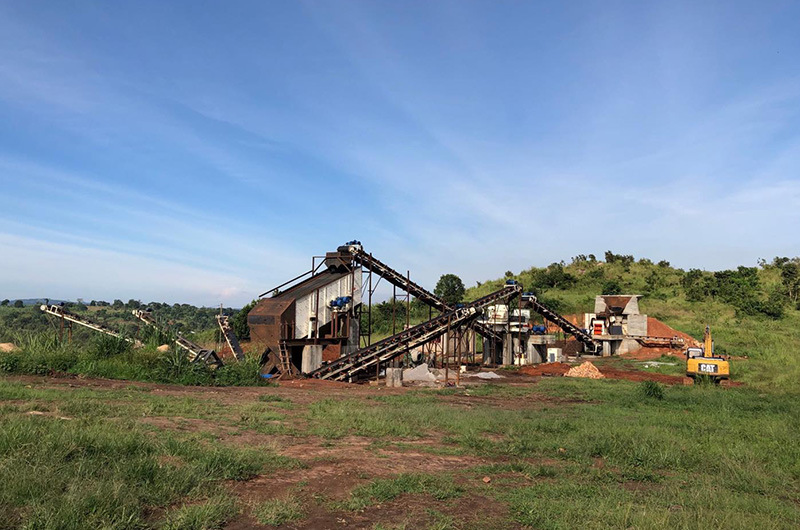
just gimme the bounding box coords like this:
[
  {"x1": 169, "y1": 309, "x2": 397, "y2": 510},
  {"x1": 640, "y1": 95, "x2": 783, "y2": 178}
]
[
  {"x1": 40, "y1": 305, "x2": 141, "y2": 346},
  {"x1": 630, "y1": 335, "x2": 685, "y2": 347},
  {"x1": 310, "y1": 284, "x2": 521, "y2": 381},
  {"x1": 132, "y1": 310, "x2": 223, "y2": 367},
  {"x1": 521, "y1": 295, "x2": 599, "y2": 353},
  {"x1": 216, "y1": 315, "x2": 245, "y2": 361},
  {"x1": 343, "y1": 247, "x2": 504, "y2": 344}
]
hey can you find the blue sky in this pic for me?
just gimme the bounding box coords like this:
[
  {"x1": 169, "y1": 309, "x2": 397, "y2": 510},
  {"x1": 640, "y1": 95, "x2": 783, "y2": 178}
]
[{"x1": 1, "y1": 1, "x2": 799, "y2": 306}]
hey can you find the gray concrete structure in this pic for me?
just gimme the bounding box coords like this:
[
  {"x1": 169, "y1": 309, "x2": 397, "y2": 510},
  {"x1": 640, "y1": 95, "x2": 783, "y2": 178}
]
[
  {"x1": 594, "y1": 295, "x2": 642, "y2": 316},
  {"x1": 301, "y1": 345, "x2": 323, "y2": 373},
  {"x1": 385, "y1": 367, "x2": 403, "y2": 387},
  {"x1": 502, "y1": 333, "x2": 513, "y2": 365},
  {"x1": 526, "y1": 335, "x2": 555, "y2": 364},
  {"x1": 627, "y1": 314, "x2": 648, "y2": 336}
]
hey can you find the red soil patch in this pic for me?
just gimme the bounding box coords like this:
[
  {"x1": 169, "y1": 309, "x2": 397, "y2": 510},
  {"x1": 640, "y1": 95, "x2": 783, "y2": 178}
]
[
  {"x1": 646, "y1": 317, "x2": 700, "y2": 347},
  {"x1": 519, "y1": 362, "x2": 571, "y2": 376}
]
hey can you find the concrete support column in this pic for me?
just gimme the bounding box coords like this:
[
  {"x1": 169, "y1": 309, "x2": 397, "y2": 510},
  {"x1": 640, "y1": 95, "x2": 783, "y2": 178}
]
[
  {"x1": 502, "y1": 333, "x2": 513, "y2": 365},
  {"x1": 301, "y1": 345, "x2": 323, "y2": 373},
  {"x1": 385, "y1": 367, "x2": 403, "y2": 388}
]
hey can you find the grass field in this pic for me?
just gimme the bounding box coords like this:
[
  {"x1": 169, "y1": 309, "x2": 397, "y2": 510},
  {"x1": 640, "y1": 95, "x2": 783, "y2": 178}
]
[{"x1": 1, "y1": 367, "x2": 798, "y2": 529}]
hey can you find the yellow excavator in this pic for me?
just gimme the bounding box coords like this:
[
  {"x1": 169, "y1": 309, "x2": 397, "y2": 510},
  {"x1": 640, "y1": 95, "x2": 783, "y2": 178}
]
[{"x1": 686, "y1": 325, "x2": 730, "y2": 383}]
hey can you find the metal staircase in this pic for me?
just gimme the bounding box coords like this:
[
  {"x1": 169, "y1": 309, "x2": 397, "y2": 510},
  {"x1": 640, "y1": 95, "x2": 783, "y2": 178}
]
[{"x1": 309, "y1": 283, "x2": 522, "y2": 381}]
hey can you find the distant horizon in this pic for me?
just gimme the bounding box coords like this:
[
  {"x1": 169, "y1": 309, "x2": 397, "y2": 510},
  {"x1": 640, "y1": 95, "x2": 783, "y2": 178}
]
[{"x1": 1, "y1": 250, "x2": 791, "y2": 308}]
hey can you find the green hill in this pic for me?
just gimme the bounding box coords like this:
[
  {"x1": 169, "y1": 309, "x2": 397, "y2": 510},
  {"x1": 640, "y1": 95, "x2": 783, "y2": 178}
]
[{"x1": 466, "y1": 252, "x2": 800, "y2": 389}]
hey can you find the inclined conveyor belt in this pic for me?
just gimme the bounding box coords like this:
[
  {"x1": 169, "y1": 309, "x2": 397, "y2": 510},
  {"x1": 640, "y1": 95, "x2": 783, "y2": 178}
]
[{"x1": 310, "y1": 283, "x2": 522, "y2": 381}]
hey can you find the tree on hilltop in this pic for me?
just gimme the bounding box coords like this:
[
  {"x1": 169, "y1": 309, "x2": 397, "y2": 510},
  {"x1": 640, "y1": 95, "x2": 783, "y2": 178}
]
[{"x1": 435, "y1": 274, "x2": 465, "y2": 305}]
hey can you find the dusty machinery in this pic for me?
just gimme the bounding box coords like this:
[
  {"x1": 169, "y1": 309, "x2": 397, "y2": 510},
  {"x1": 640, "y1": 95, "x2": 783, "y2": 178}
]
[
  {"x1": 309, "y1": 282, "x2": 523, "y2": 381},
  {"x1": 132, "y1": 309, "x2": 223, "y2": 368},
  {"x1": 686, "y1": 325, "x2": 730, "y2": 383},
  {"x1": 216, "y1": 315, "x2": 245, "y2": 361},
  {"x1": 40, "y1": 304, "x2": 142, "y2": 346},
  {"x1": 519, "y1": 292, "x2": 600, "y2": 354}
]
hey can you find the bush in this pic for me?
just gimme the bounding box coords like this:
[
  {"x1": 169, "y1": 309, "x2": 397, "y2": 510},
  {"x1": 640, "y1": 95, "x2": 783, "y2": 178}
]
[
  {"x1": 601, "y1": 280, "x2": 622, "y2": 295},
  {"x1": 89, "y1": 335, "x2": 132, "y2": 359},
  {"x1": 639, "y1": 380, "x2": 664, "y2": 400},
  {"x1": 231, "y1": 300, "x2": 257, "y2": 341}
]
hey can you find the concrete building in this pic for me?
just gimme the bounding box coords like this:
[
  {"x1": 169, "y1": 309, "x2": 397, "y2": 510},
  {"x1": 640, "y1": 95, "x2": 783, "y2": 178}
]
[{"x1": 584, "y1": 295, "x2": 647, "y2": 356}]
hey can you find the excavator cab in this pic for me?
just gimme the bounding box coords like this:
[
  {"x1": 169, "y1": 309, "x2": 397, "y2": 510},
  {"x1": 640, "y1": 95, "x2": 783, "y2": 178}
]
[{"x1": 686, "y1": 325, "x2": 730, "y2": 382}]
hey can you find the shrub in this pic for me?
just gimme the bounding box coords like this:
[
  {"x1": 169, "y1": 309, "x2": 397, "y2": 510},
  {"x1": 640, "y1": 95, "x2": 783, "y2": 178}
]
[
  {"x1": 639, "y1": 380, "x2": 664, "y2": 400},
  {"x1": 89, "y1": 335, "x2": 132, "y2": 359}
]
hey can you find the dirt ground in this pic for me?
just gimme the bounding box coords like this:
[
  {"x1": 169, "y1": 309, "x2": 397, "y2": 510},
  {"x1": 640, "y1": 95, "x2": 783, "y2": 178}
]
[{"x1": 8, "y1": 372, "x2": 571, "y2": 529}]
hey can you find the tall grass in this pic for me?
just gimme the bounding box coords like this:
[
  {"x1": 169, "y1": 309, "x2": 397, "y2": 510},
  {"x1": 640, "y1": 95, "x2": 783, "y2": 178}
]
[
  {"x1": 0, "y1": 414, "x2": 285, "y2": 529},
  {"x1": 0, "y1": 331, "x2": 268, "y2": 386}
]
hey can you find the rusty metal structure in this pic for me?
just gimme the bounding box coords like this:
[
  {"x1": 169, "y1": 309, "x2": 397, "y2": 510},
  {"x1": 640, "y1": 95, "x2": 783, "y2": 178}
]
[
  {"x1": 519, "y1": 293, "x2": 600, "y2": 353},
  {"x1": 132, "y1": 309, "x2": 223, "y2": 367},
  {"x1": 245, "y1": 240, "x2": 609, "y2": 379},
  {"x1": 310, "y1": 282, "x2": 523, "y2": 381},
  {"x1": 248, "y1": 254, "x2": 362, "y2": 376},
  {"x1": 40, "y1": 304, "x2": 142, "y2": 346},
  {"x1": 327, "y1": 242, "x2": 505, "y2": 353}
]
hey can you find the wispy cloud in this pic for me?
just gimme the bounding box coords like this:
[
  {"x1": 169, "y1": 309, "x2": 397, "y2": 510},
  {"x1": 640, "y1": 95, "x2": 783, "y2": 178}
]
[{"x1": 1, "y1": 1, "x2": 799, "y2": 302}]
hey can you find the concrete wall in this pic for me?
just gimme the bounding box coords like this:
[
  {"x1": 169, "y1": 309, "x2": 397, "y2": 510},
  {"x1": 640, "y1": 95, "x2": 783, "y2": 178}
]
[
  {"x1": 594, "y1": 295, "x2": 642, "y2": 315},
  {"x1": 616, "y1": 338, "x2": 642, "y2": 355},
  {"x1": 627, "y1": 314, "x2": 648, "y2": 336},
  {"x1": 301, "y1": 345, "x2": 323, "y2": 373},
  {"x1": 385, "y1": 367, "x2": 403, "y2": 387}
]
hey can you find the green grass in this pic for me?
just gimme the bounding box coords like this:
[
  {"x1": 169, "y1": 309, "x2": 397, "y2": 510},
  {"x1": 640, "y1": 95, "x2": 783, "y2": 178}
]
[
  {"x1": 0, "y1": 415, "x2": 284, "y2": 528},
  {"x1": 253, "y1": 496, "x2": 306, "y2": 526},
  {"x1": 303, "y1": 379, "x2": 800, "y2": 527},
  {"x1": 341, "y1": 473, "x2": 464, "y2": 511},
  {"x1": 161, "y1": 494, "x2": 239, "y2": 530},
  {"x1": 0, "y1": 379, "x2": 301, "y2": 529},
  {"x1": 2, "y1": 357, "x2": 800, "y2": 527},
  {"x1": 0, "y1": 331, "x2": 269, "y2": 386}
]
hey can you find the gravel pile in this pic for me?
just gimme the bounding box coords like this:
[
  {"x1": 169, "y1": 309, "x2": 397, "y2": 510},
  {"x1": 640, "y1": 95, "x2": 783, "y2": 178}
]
[{"x1": 565, "y1": 361, "x2": 605, "y2": 379}]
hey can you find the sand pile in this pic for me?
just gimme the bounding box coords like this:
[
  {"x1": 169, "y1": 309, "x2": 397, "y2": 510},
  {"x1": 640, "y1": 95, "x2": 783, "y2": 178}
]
[{"x1": 565, "y1": 361, "x2": 604, "y2": 379}]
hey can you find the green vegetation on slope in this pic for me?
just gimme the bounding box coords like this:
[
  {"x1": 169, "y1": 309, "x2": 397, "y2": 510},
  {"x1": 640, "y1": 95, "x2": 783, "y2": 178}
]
[{"x1": 467, "y1": 252, "x2": 800, "y2": 388}]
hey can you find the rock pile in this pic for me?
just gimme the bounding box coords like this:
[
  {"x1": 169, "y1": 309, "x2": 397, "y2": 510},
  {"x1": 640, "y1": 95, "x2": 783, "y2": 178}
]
[{"x1": 564, "y1": 361, "x2": 605, "y2": 379}]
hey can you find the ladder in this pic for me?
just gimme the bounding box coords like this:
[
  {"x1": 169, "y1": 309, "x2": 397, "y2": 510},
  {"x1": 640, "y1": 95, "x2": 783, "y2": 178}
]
[{"x1": 276, "y1": 340, "x2": 297, "y2": 379}]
